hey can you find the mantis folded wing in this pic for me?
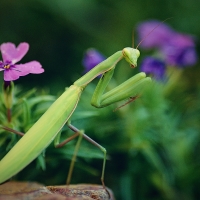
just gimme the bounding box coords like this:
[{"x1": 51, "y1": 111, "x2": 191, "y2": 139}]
[{"x1": 0, "y1": 47, "x2": 151, "y2": 187}]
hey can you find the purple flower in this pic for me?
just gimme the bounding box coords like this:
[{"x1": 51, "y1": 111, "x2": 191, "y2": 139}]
[
  {"x1": 82, "y1": 48, "x2": 105, "y2": 73},
  {"x1": 140, "y1": 57, "x2": 166, "y2": 81},
  {"x1": 0, "y1": 42, "x2": 44, "y2": 81},
  {"x1": 137, "y1": 20, "x2": 197, "y2": 68},
  {"x1": 161, "y1": 33, "x2": 197, "y2": 67},
  {"x1": 136, "y1": 20, "x2": 174, "y2": 49}
]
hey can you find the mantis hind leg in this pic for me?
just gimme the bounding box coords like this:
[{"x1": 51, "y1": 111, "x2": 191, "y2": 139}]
[{"x1": 54, "y1": 123, "x2": 108, "y2": 194}]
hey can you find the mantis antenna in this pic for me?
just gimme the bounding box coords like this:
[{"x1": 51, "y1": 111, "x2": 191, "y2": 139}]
[
  {"x1": 136, "y1": 17, "x2": 173, "y2": 49},
  {"x1": 132, "y1": 28, "x2": 135, "y2": 48}
]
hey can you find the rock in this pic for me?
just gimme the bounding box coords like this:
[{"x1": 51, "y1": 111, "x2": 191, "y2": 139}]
[{"x1": 0, "y1": 182, "x2": 115, "y2": 200}]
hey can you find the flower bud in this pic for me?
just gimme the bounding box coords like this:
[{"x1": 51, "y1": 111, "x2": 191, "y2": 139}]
[{"x1": 3, "y1": 81, "x2": 14, "y2": 109}]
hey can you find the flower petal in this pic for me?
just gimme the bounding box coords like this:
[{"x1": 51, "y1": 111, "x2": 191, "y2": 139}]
[
  {"x1": 140, "y1": 56, "x2": 166, "y2": 80},
  {"x1": 0, "y1": 61, "x2": 4, "y2": 71},
  {"x1": 0, "y1": 42, "x2": 29, "y2": 64},
  {"x1": 15, "y1": 61, "x2": 44, "y2": 76},
  {"x1": 4, "y1": 70, "x2": 20, "y2": 81},
  {"x1": 136, "y1": 20, "x2": 175, "y2": 49},
  {"x1": 82, "y1": 48, "x2": 105, "y2": 73},
  {"x1": 161, "y1": 33, "x2": 197, "y2": 67}
]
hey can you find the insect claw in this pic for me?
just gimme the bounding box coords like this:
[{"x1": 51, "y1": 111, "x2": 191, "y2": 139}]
[
  {"x1": 113, "y1": 95, "x2": 139, "y2": 112},
  {"x1": 101, "y1": 179, "x2": 112, "y2": 199}
]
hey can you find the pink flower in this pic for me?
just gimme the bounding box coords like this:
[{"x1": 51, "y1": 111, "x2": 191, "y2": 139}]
[{"x1": 0, "y1": 42, "x2": 44, "y2": 81}]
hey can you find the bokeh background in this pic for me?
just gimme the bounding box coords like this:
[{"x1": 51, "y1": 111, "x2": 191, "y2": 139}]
[{"x1": 0, "y1": 0, "x2": 200, "y2": 200}]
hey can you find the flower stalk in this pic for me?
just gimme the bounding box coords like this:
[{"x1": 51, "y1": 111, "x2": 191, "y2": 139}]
[{"x1": 3, "y1": 81, "x2": 14, "y2": 122}]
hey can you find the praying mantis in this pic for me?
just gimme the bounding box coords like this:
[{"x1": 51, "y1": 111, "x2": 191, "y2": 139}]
[{"x1": 0, "y1": 47, "x2": 151, "y2": 188}]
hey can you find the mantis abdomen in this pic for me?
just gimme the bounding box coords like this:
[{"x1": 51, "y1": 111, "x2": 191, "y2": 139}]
[{"x1": 0, "y1": 85, "x2": 82, "y2": 183}]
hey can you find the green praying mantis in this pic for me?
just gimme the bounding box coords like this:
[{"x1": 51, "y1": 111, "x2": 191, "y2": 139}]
[{"x1": 0, "y1": 47, "x2": 151, "y2": 188}]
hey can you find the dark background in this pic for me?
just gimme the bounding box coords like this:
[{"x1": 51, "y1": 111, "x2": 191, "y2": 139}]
[
  {"x1": 0, "y1": 1, "x2": 200, "y2": 200},
  {"x1": 0, "y1": 0, "x2": 199, "y2": 92}
]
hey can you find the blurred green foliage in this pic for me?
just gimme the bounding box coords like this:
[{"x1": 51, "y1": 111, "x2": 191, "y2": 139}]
[{"x1": 0, "y1": 0, "x2": 200, "y2": 200}]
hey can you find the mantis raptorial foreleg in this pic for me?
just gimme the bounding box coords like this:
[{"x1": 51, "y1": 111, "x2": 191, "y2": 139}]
[{"x1": 0, "y1": 47, "x2": 151, "y2": 190}]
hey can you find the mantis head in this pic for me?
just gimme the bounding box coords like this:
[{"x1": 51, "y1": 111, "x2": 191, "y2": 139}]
[{"x1": 122, "y1": 47, "x2": 140, "y2": 68}]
